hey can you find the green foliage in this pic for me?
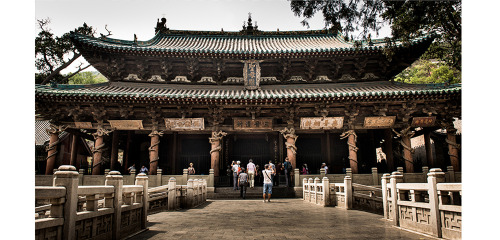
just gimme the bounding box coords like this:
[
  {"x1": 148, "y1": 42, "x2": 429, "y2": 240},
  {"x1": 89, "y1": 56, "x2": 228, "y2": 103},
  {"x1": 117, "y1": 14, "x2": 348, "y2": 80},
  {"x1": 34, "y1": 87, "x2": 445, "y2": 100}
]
[
  {"x1": 290, "y1": 0, "x2": 461, "y2": 70},
  {"x1": 393, "y1": 60, "x2": 461, "y2": 84},
  {"x1": 67, "y1": 72, "x2": 108, "y2": 85}
]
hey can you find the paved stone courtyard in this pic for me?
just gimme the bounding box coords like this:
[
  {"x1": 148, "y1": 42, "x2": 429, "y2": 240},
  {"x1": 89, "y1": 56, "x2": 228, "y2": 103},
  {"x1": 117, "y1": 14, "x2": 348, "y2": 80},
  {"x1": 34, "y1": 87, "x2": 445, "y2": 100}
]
[{"x1": 134, "y1": 199, "x2": 435, "y2": 239}]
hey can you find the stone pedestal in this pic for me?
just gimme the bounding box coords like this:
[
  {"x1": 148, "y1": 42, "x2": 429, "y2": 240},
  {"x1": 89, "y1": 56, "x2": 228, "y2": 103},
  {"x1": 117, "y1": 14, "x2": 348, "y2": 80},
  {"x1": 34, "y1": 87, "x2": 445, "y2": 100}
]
[{"x1": 53, "y1": 165, "x2": 79, "y2": 240}]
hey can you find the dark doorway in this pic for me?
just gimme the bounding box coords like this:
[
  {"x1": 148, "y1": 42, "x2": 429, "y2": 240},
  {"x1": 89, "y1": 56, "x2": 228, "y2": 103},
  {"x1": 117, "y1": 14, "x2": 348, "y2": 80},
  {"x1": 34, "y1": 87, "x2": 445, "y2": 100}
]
[
  {"x1": 177, "y1": 136, "x2": 211, "y2": 175},
  {"x1": 296, "y1": 135, "x2": 324, "y2": 174},
  {"x1": 230, "y1": 135, "x2": 273, "y2": 171}
]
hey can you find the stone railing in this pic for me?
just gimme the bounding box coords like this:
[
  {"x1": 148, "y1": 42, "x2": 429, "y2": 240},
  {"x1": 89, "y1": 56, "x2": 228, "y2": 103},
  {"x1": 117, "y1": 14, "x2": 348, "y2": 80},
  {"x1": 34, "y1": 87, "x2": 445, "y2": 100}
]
[
  {"x1": 381, "y1": 169, "x2": 462, "y2": 239},
  {"x1": 295, "y1": 166, "x2": 461, "y2": 187},
  {"x1": 36, "y1": 168, "x2": 215, "y2": 191},
  {"x1": 35, "y1": 165, "x2": 208, "y2": 240},
  {"x1": 302, "y1": 176, "x2": 383, "y2": 213}
]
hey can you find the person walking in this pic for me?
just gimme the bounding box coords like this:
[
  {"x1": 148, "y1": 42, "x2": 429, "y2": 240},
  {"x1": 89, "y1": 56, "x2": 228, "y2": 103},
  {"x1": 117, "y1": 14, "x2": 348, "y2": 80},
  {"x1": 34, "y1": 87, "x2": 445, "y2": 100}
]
[
  {"x1": 283, "y1": 157, "x2": 293, "y2": 187},
  {"x1": 187, "y1": 162, "x2": 195, "y2": 175},
  {"x1": 247, "y1": 159, "x2": 256, "y2": 188},
  {"x1": 238, "y1": 167, "x2": 249, "y2": 199},
  {"x1": 321, "y1": 163, "x2": 329, "y2": 174},
  {"x1": 268, "y1": 160, "x2": 276, "y2": 185},
  {"x1": 262, "y1": 164, "x2": 274, "y2": 202},
  {"x1": 301, "y1": 164, "x2": 309, "y2": 175},
  {"x1": 128, "y1": 164, "x2": 136, "y2": 174},
  {"x1": 232, "y1": 161, "x2": 240, "y2": 190}
]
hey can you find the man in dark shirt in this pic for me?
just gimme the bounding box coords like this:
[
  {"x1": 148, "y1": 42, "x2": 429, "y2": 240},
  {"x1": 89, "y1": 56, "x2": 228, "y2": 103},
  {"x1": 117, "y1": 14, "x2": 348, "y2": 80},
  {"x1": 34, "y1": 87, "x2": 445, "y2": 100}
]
[
  {"x1": 238, "y1": 167, "x2": 248, "y2": 199},
  {"x1": 283, "y1": 157, "x2": 293, "y2": 187}
]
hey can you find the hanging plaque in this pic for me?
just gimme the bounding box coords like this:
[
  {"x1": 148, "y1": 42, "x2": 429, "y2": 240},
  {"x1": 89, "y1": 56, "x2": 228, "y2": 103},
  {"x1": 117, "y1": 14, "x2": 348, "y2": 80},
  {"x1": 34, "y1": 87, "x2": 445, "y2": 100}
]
[
  {"x1": 411, "y1": 116, "x2": 436, "y2": 127},
  {"x1": 241, "y1": 60, "x2": 263, "y2": 90},
  {"x1": 74, "y1": 122, "x2": 93, "y2": 129},
  {"x1": 233, "y1": 118, "x2": 273, "y2": 130},
  {"x1": 164, "y1": 118, "x2": 205, "y2": 130},
  {"x1": 108, "y1": 120, "x2": 144, "y2": 130},
  {"x1": 363, "y1": 116, "x2": 396, "y2": 128},
  {"x1": 300, "y1": 117, "x2": 344, "y2": 130}
]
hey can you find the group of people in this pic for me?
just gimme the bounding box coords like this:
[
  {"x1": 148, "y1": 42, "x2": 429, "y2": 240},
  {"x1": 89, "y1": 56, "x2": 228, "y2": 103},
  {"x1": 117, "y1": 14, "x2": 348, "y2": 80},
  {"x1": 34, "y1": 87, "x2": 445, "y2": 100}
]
[
  {"x1": 127, "y1": 164, "x2": 149, "y2": 174},
  {"x1": 230, "y1": 158, "x2": 294, "y2": 201}
]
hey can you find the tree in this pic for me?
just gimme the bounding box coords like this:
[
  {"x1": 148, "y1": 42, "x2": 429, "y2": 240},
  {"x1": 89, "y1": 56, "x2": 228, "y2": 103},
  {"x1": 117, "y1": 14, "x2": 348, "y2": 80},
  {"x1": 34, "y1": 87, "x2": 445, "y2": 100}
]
[
  {"x1": 290, "y1": 0, "x2": 461, "y2": 70},
  {"x1": 67, "y1": 71, "x2": 108, "y2": 85},
  {"x1": 393, "y1": 59, "x2": 461, "y2": 85},
  {"x1": 35, "y1": 18, "x2": 96, "y2": 85}
]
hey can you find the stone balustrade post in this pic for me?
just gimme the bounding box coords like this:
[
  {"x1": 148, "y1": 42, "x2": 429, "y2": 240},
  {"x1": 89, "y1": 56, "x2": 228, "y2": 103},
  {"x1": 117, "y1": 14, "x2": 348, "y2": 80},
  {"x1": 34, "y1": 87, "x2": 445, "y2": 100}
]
[
  {"x1": 372, "y1": 167, "x2": 379, "y2": 185},
  {"x1": 197, "y1": 179, "x2": 202, "y2": 204},
  {"x1": 314, "y1": 177, "x2": 320, "y2": 204},
  {"x1": 208, "y1": 169, "x2": 214, "y2": 188},
  {"x1": 428, "y1": 168, "x2": 445, "y2": 238},
  {"x1": 187, "y1": 179, "x2": 194, "y2": 208},
  {"x1": 307, "y1": 178, "x2": 313, "y2": 202},
  {"x1": 105, "y1": 171, "x2": 123, "y2": 240},
  {"x1": 135, "y1": 173, "x2": 149, "y2": 229},
  {"x1": 104, "y1": 169, "x2": 110, "y2": 175},
  {"x1": 294, "y1": 168, "x2": 300, "y2": 187},
  {"x1": 78, "y1": 169, "x2": 85, "y2": 186},
  {"x1": 157, "y1": 168, "x2": 163, "y2": 187},
  {"x1": 168, "y1": 177, "x2": 176, "y2": 210},
  {"x1": 381, "y1": 173, "x2": 391, "y2": 220},
  {"x1": 322, "y1": 177, "x2": 330, "y2": 206},
  {"x1": 447, "y1": 166, "x2": 455, "y2": 182},
  {"x1": 302, "y1": 178, "x2": 308, "y2": 200},
  {"x1": 130, "y1": 169, "x2": 136, "y2": 175},
  {"x1": 344, "y1": 175, "x2": 353, "y2": 209},
  {"x1": 183, "y1": 169, "x2": 188, "y2": 185},
  {"x1": 346, "y1": 168, "x2": 352, "y2": 179},
  {"x1": 397, "y1": 167, "x2": 404, "y2": 173},
  {"x1": 422, "y1": 166, "x2": 429, "y2": 178},
  {"x1": 389, "y1": 171, "x2": 404, "y2": 226},
  {"x1": 203, "y1": 179, "x2": 207, "y2": 201},
  {"x1": 53, "y1": 165, "x2": 79, "y2": 240},
  {"x1": 53, "y1": 169, "x2": 58, "y2": 174},
  {"x1": 320, "y1": 168, "x2": 326, "y2": 179}
]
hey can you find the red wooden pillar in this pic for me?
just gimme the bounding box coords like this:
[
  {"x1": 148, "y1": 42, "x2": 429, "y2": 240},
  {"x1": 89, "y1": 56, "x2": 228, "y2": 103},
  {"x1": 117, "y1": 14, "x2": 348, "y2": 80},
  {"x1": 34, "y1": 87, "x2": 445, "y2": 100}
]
[
  {"x1": 45, "y1": 127, "x2": 60, "y2": 175},
  {"x1": 447, "y1": 128, "x2": 460, "y2": 172},
  {"x1": 341, "y1": 130, "x2": 358, "y2": 174},
  {"x1": 69, "y1": 134, "x2": 78, "y2": 167},
  {"x1": 149, "y1": 130, "x2": 162, "y2": 175},
  {"x1": 92, "y1": 128, "x2": 109, "y2": 175},
  {"x1": 209, "y1": 131, "x2": 227, "y2": 177},
  {"x1": 110, "y1": 130, "x2": 119, "y2": 171},
  {"x1": 424, "y1": 130, "x2": 434, "y2": 168},
  {"x1": 383, "y1": 129, "x2": 394, "y2": 172},
  {"x1": 402, "y1": 134, "x2": 414, "y2": 173}
]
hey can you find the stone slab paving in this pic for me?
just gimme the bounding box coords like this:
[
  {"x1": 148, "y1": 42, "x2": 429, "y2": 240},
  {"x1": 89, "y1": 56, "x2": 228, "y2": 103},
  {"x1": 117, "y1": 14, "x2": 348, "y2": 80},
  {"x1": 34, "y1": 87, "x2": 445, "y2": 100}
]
[{"x1": 135, "y1": 199, "x2": 435, "y2": 239}]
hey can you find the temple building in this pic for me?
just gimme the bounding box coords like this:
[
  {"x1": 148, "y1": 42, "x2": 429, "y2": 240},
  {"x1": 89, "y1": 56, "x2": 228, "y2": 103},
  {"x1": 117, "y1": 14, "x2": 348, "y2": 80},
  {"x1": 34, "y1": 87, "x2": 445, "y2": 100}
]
[{"x1": 35, "y1": 16, "x2": 461, "y2": 184}]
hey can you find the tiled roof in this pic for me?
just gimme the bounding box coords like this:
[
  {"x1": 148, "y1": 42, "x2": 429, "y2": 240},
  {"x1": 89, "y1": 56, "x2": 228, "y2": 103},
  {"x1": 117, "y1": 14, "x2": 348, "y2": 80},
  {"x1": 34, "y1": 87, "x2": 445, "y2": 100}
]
[
  {"x1": 72, "y1": 31, "x2": 434, "y2": 55},
  {"x1": 36, "y1": 81, "x2": 461, "y2": 103}
]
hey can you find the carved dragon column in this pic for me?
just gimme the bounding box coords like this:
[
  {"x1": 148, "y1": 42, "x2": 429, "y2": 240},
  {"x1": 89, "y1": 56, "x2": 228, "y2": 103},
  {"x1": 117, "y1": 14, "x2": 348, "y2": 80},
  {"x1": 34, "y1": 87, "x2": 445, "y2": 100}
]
[
  {"x1": 45, "y1": 124, "x2": 67, "y2": 175},
  {"x1": 340, "y1": 130, "x2": 359, "y2": 174},
  {"x1": 209, "y1": 131, "x2": 227, "y2": 177},
  {"x1": 393, "y1": 127, "x2": 415, "y2": 173},
  {"x1": 149, "y1": 127, "x2": 163, "y2": 175},
  {"x1": 280, "y1": 127, "x2": 298, "y2": 169},
  {"x1": 442, "y1": 121, "x2": 460, "y2": 172},
  {"x1": 92, "y1": 126, "x2": 110, "y2": 175}
]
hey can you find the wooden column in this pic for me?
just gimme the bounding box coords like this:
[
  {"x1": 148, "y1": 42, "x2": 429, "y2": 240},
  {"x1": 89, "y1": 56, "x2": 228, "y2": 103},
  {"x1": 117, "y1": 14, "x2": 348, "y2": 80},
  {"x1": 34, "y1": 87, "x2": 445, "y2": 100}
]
[
  {"x1": 123, "y1": 131, "x2": 132, "y2": 169},
  {"x1": 69, "y1": 134, "x2": 78, "y2": 167},
  {"x1": 209, "y1": 131, "x2": 227, "y2": 176},
  {"x1": 394, "y1": 127, "x2": 415, "y2": 173},
  {"x1": 446, "y1": 127, "x2": 460, "y2": 172},
  {"x1": 280, "y1": 127, "x2": 298, "y2": 169},
  {"x1": 149, "y1": 130, "x2": 163, "y2": 175},
  {"x1": 383, "y1": 129, "x2": 394, "y2": 172},
  {"x1": 110, "y1": 130, "x2": 119, "y2": 171},
  {"x1": 45, "y1": 124, "x2": 64, "y2": 175},
  {"x1": 92, "y1": 127, "x2": 110, "y2": 175},
  {"x1": 326, "y1": 131, "x2": 332, "y2": 169},
  {"x1": 172, "y1": 132, "x2": 178, "y2": 174},
  {"x1": 340, "y1": 130, "x2": 358, "y2": 174},
  {"x1": 424, "y1": 129, "x2": 434, "y2": 168}
]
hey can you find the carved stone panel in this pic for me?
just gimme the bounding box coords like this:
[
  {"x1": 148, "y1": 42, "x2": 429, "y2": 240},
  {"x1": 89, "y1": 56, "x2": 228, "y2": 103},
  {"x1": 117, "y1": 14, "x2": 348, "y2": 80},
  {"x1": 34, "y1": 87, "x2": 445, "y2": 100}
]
[
  {"x1": 108, "y1": 120, "x2": 144, "y2": 130},
  {"x1": 411, "y1": 116, "x2": 437, "y2": 127},
  {"x1": 300, "y1": 117, "x2": 344, "y2": 130},
  {"x1": 233, "y1": 118, "x2": 272, "y2": 130},
  {"x1": 164, "y1": 118, "x2": 205, "y2": 131},
  {"x1": 363, "y1": 116, "x2": 396, "y2": 129}
]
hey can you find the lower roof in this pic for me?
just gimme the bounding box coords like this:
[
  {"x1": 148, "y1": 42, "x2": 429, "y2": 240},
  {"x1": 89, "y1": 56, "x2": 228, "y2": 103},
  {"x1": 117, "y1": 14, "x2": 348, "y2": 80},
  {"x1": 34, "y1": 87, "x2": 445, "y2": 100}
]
[{"x1": 35, "y1": 81, "x2": 461, "y2": 103}]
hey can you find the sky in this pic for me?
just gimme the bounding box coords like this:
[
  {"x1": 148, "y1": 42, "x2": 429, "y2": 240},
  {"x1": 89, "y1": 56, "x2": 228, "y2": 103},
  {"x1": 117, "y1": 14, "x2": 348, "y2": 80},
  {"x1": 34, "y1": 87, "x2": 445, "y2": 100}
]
[{"x1": 35, "y1": 0, "x2": 392, "y2": 74}]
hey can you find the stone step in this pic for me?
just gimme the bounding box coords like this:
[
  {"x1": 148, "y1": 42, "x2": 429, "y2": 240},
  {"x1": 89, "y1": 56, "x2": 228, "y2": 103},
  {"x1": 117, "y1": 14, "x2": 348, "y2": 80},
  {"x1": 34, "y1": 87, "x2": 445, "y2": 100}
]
[{"x1": 209, "y1": 186, "x2": 296, "y2": 199}]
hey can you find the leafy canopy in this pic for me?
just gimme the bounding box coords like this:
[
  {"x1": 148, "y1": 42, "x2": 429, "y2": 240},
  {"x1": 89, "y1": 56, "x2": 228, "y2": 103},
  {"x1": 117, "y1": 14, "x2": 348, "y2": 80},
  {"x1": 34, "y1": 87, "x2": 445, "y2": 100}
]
[
  {"x1": 393, "y1": 59, "x2": 461, "y2": 85},
  {"x1": 290, "y1": 0, "x2": 461, "y2": 70},
  {"x1": 67, "y1": 71, "x2": 108, "y2": 85}
]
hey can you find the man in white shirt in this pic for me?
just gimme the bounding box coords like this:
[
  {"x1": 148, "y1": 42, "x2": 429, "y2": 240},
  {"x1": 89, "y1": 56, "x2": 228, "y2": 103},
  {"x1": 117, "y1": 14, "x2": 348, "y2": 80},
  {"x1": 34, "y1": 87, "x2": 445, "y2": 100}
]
[
  {"x1": 262, "y1": 164, "x2": 274, "y2": 202},
  {"x1": 232, "y1": 161, "x2": 240, "y2": 190},
  {"x1": 247, "y1": 159, "x2": 256, "y2": 188}
]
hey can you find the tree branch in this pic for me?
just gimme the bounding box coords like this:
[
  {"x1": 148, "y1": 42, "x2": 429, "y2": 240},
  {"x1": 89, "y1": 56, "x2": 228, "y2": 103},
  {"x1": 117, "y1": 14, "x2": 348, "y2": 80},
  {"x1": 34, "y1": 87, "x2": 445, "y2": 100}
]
[
  {"x1": 41, "y1": 53, "x2": 82, "y2": 85},
  {"x1": 60, "y1": 64, "x2": 91, "y2": 83}
]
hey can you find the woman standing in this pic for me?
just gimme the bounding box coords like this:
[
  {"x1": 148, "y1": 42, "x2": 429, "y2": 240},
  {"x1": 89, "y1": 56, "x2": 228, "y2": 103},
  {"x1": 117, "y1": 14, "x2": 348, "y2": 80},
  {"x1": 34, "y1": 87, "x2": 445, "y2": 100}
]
[{"x1": 188, "y1": 162, "x2": 196, "y2": 175}]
